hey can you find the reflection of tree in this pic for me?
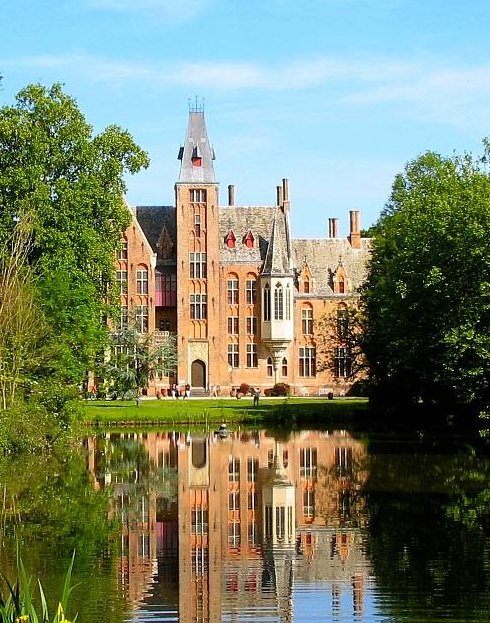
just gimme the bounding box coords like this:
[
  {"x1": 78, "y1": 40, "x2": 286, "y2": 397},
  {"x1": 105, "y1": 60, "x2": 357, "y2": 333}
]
[
  {"x1": 96, "y1": 435, "x2": 178, "y2": 524},
  {"x1": 317, "y1": 450, "x2": 369, "y2": 529},
  {"x1": 364, "y1": 449, "x2": 490, "y2": 618},
  {"x1": 0, "y1": 451, "x2": 124, "y2": 622}
]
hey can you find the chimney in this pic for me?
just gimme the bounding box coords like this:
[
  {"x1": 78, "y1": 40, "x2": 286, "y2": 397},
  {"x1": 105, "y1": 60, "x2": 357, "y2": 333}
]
[
  {"x1": 282, "y1": 178, "x2": 290, "y2": 204},
  {"x1": 328, "y1": 218, "x2": 339, "y2": 239},
  {"x1": 228, "y1": 184, "x2": 235, "y2": 206},
  {"x1": 349, "y1": 210, "x2": 361, "y2": 249},
  {"x1": 276, "y1": 185, "x2": 283, "y2": 207}
]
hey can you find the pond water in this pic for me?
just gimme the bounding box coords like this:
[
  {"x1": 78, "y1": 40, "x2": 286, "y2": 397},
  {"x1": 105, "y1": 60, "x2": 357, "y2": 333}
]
[{"x1": 0, "y1": 425, "x2": 489, "y2": 623}]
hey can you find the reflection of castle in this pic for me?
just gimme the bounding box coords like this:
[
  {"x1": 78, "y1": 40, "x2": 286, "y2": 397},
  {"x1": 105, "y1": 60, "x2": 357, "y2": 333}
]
[{"x1": 87, "y1": 429, "x2": 370, "y2": 621}]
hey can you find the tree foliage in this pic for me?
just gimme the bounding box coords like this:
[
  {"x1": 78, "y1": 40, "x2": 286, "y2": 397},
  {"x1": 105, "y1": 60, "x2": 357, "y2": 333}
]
[
  {"x1": 97, "y1": 323, "x2": 178, "y2": 398},
  {"x1": 315, "y1": 304, "x2": 367, "y2": 380},
  {"x1": 0, "y1": 83, "x2": 149, "y2": 385},
  {"x1": 362, "y1": 143, "x2": 490, "y2": 418},
  {"x1": 0, "y1": 219, "x2": 47, "y2": 411}
]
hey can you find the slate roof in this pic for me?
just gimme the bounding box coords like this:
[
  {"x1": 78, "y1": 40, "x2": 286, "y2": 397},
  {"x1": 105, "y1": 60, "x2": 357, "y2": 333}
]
[
  {"x1": 177, "y1": 111, "x2": 216, "y2": 184},
  {"x1": 293, "y1": 237, "x2": 371, "y2": 296},
  {"x1": 135, "y1": 206, "x2": 176, "y2": 274},
  {"x1": 219, "y1": 205, "x2": 276, "y2": 264},
  {"x1": 218, "y1": 204, "x2": 370, "y2": 293},
  {"x1": 135, "y1": 206, "x2": 176, "y2": 252},
  {"x1": 133, "y1": 202, "x2": 371, "y2": 294}
]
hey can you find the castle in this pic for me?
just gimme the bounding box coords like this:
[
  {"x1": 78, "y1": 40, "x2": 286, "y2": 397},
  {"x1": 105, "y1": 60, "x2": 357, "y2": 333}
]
[{"x1": 117, "y1": 105, "x2": 371, "y2": 397}]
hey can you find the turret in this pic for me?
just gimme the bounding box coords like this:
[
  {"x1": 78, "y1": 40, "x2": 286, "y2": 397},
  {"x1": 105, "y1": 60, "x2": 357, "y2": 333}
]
[{"x1": 260, "y1": 185, "x2": 295, "y2": 383}]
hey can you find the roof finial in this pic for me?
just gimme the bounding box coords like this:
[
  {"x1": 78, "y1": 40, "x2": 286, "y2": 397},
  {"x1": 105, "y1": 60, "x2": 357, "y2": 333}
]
[{"x1": 189, "y1": 95, "x2": 205, "y2": 113}]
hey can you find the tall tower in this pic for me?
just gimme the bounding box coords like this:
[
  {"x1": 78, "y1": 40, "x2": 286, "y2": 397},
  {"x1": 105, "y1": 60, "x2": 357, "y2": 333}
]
[{"x1": 175, "y1": 104, "x2": 220, "y2": 391}]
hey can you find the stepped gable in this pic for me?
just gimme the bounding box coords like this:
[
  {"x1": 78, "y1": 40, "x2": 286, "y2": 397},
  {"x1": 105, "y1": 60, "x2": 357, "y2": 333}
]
[
  {"x1": 218, "y1": 205, "x2": 277, "y2": 264},
  {"x1": 293, "y1": 237, "x2": 371, "y2": 296}
]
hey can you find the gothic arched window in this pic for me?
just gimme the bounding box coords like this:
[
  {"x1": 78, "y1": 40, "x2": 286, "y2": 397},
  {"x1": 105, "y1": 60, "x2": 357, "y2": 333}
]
[
  {"x1": 274, "y1": 283, "x2": 283, "y2": 320},
  {"x1": 263, "y1": 284, "x2": 271, "y2": 321}
]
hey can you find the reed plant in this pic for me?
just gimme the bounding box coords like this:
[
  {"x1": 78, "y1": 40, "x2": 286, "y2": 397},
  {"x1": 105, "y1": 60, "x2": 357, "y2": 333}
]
[{"x1": 0, "y1": 550, "x2": 76, "y2": 623}]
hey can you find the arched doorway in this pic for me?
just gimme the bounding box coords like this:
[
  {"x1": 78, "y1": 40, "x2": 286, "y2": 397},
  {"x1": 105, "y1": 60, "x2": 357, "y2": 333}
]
[{"x1": 191, "y1": 359, "x2": 206, "y2": 389}]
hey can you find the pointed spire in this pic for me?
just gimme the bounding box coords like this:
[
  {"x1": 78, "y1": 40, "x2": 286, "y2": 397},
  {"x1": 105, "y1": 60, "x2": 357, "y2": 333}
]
[
  {"x1": 262, "y1": 209, "x2": 292, "y2": 276},
  {"x1": 177, "y1": 108, "x2": 216, "y2": 184}
]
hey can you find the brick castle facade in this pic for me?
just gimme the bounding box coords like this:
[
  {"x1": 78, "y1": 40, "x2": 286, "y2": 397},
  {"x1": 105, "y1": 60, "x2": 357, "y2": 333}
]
[{"x1": 117, "y1": 105, "x2": 371, "y2": 397}]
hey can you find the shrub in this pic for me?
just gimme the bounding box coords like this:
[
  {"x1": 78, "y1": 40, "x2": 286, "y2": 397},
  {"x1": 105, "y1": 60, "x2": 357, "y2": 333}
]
[
  {"x1": 346, "y1": 380, "x2": 369, "y2": 397},
  {"x1": 270, "y1": 383, "x2": 290, "y2": 397},
  {"x1": 239, "y1": 383, "x2": 251, "y2": 396}
]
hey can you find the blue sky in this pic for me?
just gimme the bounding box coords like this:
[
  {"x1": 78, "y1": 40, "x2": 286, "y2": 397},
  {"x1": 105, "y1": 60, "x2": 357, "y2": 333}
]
[{"x1": 2, "y1": 0, "x2": 490, "y2": 237}]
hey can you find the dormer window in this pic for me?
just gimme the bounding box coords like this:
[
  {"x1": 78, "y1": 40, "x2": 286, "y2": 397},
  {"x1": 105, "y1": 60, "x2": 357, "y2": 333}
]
[
  {"x1": 243, "y1": 230, "x2": 254, "y2": 249},
  {"x1": 191, "y1": 144, "x2": 202, "y2": 167},
  {"x1": 300, "y1": 259, "x2": 312, "y2": 294},
  {"x1": 225, "y1": 230, "x2": 236, "y2": 249},
  {"x1": 334, "y1": 257, "x2": 348, "y2": 294},
  {"x1": 157, "y1": 227, "x2": 173, "y2": 260}
]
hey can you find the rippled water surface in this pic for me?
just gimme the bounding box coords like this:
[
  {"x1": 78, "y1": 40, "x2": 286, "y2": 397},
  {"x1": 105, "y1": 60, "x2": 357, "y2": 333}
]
[{"x1": 0, "y1": 427, "x2": 489, "y2": 623}]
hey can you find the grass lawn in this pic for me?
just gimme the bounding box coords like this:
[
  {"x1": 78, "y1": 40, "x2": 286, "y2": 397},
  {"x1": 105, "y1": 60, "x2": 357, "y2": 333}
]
[{"x1": 82, "y1": 395, "x2": 369, "y2": 430}]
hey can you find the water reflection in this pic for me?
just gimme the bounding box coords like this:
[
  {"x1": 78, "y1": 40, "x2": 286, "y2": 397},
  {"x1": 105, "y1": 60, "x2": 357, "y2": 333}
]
[
  {"x1": 1, "y1": 428, "x2": 489, "y2": 622},
  {"x1": 88, "y1": 429, "x2": 370, "y2": 621}
]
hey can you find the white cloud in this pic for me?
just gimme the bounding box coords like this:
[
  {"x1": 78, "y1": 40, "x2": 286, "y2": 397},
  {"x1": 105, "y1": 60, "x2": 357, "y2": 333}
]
[
  {"x1": 84, "y1": 0, "x2": 210, "y2": 21},
  {"x1": 4, "y1": 51, "x2": 490, "y2": 132},
  {"x1": 4, "y1": 52, "x2": 416, "y2": 90},
  {"x1": 344, "y1": 64, "x2": 490, "y2": 130}
]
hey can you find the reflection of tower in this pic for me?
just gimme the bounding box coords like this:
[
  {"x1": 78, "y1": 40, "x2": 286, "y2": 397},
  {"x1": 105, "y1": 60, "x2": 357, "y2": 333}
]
[
  {"x1": 262, "y1": 442, "x2": 296, "y2": 547},
  {"x1": 262, "y1": 442, "x2": 296, "y2": 621},
  {"x1": 178, "y1": 433, "x2": 226, "y2": 623},
  {"x1": 352, "y1": 572, "x2": 364, "y2": 617}
]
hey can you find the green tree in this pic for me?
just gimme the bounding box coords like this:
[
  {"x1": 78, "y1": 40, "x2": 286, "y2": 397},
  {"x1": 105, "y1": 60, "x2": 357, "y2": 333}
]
[
  {"x1": 315, "y1": 304, "x2": 367, "y2": 382},
  {"x1": 0, "y1": 83, "x2": 149, "y2": 386},
  {"x1": 0, "y1": 219, "x2": 46, "y2": 411},
  {"x1": 363, "y1": 143, "x2": 490, "y2": 419},
  {"x1": 98, "y1": 323, "x2": 178, "y2": 398}
]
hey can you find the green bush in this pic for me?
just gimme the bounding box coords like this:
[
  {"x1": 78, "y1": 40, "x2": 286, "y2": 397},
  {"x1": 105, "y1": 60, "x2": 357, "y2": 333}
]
[
  {"x1": 0, "y1": 389, "x2": 82, "y2": 455},
  {"x1": 270, "y1": 383, "x2": 290, "y2": 397},
  {"x1": 239, "y1": 383, "x2": 251, "y2": 396}
]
